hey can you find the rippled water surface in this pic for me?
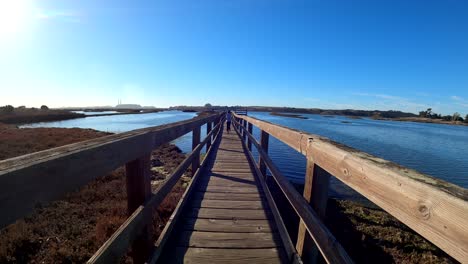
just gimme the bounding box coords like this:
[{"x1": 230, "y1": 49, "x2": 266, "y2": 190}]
[
  {"x1": 22, "y1": 111, "x2": 468, "y2": 199},
  {"x1": 248, "y1": 112, "x2": 468, "y2": 198}
]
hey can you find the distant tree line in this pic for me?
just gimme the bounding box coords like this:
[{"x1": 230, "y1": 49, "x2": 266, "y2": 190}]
[
  {"x1": 419, "y1": 108, "x2": 467, "y2": 122},
  {"x1": 1, "y1": 105, "x2": 49, "y2": 114}
]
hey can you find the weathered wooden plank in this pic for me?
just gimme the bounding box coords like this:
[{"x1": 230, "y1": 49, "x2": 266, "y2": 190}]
[
  {"x1": 172, "y1": 247, "x2": 285, "y2": 264},
  {"x1": 211, "y1": 168, "x2": 253, "y2": 174},
  {"x1": 0, "y1": 113, "x2": 220, "y2": 229},
  {"x1": 212, "y1": 162, "x2": 251, "y2": 170},
  {"x1": 177, "y1": 231, "x2": 281, "y2": 248},
  {"x1": 182, "y1": 218, "x2": 276, "y2": 233},
  {"x1": 190, "y1": 199, "x2": 265, "y2": 209},
  {"x1": 197, "y1": 178, "x2": 257, "y2": 187},
  {"x1": 200, "y1": 174, "x2": 256, "y2": 181},
  {"x1": 186, "y1": 208, "x2": 271, "y2": 220},
  {"x1": 192, "y1": 192, "x2": 263, "y2": 201},
  {"x1": 199, "y1": 186, "x2": 262, "y2": 194}
]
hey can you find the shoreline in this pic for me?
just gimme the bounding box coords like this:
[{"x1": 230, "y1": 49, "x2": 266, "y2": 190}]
[
  {"x1": 266, "y1": 110, "x2": 468, "y2": 127},
  {"x1": 0, "y1": 109, "x2": 165, "y2": 126},
  {"x1": 375, "y1": 116, "x2": 468, "y2": 126},
  {"x1": 270, "y1": 112, "x2": 308, "y2": 119}
]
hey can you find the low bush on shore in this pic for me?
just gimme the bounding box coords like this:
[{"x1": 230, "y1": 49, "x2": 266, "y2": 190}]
[{"x1": 0, "y1": 107, "x2": 84, "y2": 124}]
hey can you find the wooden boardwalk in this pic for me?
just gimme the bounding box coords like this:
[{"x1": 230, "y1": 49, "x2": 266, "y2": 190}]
[
  {"x1": 3, "y1": 112, "x2": 465, "y2": 263},
  {"x1": 159, "y1": 124, "x2": 287, "y2": 263}
]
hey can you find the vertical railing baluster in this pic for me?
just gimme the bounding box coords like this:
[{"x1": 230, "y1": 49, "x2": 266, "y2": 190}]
[
  {"x1": 125, "y1": 154, "x2": 152, "y2": 264},
  {"x1": 242, "y1": 119, "x2": 247, "y2": 142},
  {"x1": 247, "y1": 122, "x2": 253, "y2": 151},
  {"x1": 206, "y1": 121, "x2": 212, "y2": 151},
  {"x1": 296, "y1": 139, "x2": 331, "y2": 263},
  {"x1": 192, "y1": 126, "x2": 201, "y2": 176},
  {"x1": 259, "y1": 130, "x2": 269, "y2": 177}
]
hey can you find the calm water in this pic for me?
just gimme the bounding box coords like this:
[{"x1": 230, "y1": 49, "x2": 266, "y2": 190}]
[
  {"x1": 72, "y1": 111, "x2": 119, "y2": 115},
  {"x1": 22, "y1": 111, "x2": 468, "y2": 199},
  {"x1": 247, "y1": 112, "x2": 468, "y2": 198}
]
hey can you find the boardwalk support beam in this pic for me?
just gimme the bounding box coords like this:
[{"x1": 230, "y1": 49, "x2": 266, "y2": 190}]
[
  {"x1": 247, "y1": 122, "x2": 253, "y2": 151},
  {"x1": 296, "y1": 151, "x2": 331, "y2": 263},
  {"x1": 192, "y1": 126, "x2": 201, "y2": 176},
  {"x1": 125, "y1": 154, "x2": 153, "y2": 264},
  {"x1": 206, "y1": 122, "x2": 212, "y2": 151},
  {"x1": 259, "y1": 130, "x2": 269, "y2": 177}
]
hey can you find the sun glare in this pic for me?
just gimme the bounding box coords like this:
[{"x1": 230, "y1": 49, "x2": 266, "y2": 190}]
[{"x1": 0, "y1": 0, "x2": 32, "y2": 37}]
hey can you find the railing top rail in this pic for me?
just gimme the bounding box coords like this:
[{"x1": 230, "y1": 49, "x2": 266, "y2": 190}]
[
  {"x1": 233, "y1": 113, "x2": 468, "y2": 263},
  {"x1": 0, "y1": 113, "x2": 222, "y2": 229}
]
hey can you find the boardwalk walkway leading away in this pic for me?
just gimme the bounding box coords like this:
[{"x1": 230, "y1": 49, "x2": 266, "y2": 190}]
[
  {"x1": 1, "y1": 112, "x2": 466, "y2": 264},
  {"x1": 158, "y1": 124, "x2": 288, "y2": 263}
]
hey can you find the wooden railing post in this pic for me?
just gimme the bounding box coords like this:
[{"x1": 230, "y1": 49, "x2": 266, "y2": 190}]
[
  {"x1": 206, "y1": 121, "x2": 212, "y2": 151},
  {"x1": 247, "y1": 122, "x2": 253, "y2": 151},
  {"x1": 259, "y1": 130, "x2": 269, "y2": 177},
  {"x1": 296, "y1": 144, "x2": 331, "y2": 263},
  {"x1": 125, "y1": 154, "x2": 152, "y2": 264},
  {"x1": 192, "y1": 126, "x2": 201, "y2": 176},
  {"x1": 242, "y1": 120, "x2": 247, "y2": 142}
]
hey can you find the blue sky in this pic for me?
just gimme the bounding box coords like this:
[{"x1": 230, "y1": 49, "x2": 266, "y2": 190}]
[{"x1": 0, "y1": 0, "x2": 467, "y2": 114}]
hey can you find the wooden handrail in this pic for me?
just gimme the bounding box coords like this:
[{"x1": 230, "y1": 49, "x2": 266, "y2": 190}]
[
  {"x1": 88, "y1": 118, "x2": 224, "y2": 263},
  {"x1": 232, "y1": 117, "x2": 353, "y2": 264},
  {"x1": 233, "y1": 113, "x2": 468, "y2": 263},
  {"x1": 0, "y1": 113, "x2": 222, "y2": 229}
]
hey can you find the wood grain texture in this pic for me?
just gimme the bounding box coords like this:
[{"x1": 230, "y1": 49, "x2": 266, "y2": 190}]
[
  {"x1": 190, "y1": 199, "x2": 266, "y2": 209},
  {"x1": 192, "y1": 192, "x2": 264, "y2": 201},
  {"x1": 182, "y1": 218, "x2": 276, "y2": 233},
  {"x1": 185, "y1": 208, "x2": 272, "y2": 220},
  {"x1": 171, "y1": 247, "x2": 285, "y2": 264},
  {"x1": 196, "y1": 186, "x2": 262, "y2": 193},
  {"x1": 177, "y1": 231, "x2": 281, "y2": 248}
]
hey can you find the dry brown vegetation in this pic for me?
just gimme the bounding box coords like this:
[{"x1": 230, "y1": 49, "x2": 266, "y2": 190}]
[
  {"x1": 0, "y1": 108, "x2": 84, "y2": 125},
  {"x1": 326, "y1": 199, "x2": 455, "y2": 264},
  {"x1": 0, "y1": 125, "x2": 189, "y2": 263}
]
